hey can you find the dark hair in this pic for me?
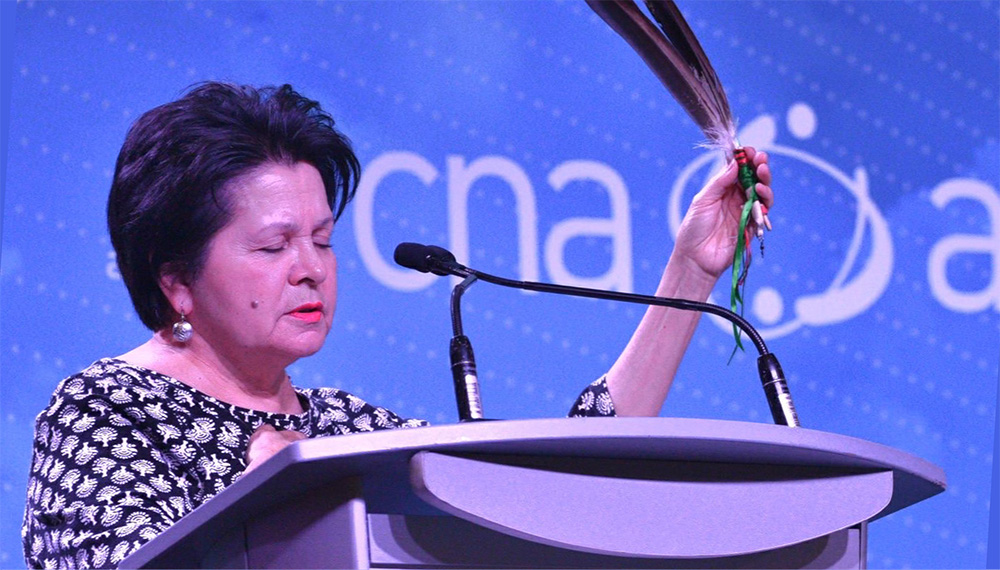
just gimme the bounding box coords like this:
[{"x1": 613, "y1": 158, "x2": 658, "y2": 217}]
[{"x1": 108, "y1": 82, "x2": 360, "y2": 331}]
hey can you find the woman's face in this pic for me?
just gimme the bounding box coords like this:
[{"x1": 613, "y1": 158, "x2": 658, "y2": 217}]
[{"x1": 183, "y1": 161, "x2": 337, "y2": 367}]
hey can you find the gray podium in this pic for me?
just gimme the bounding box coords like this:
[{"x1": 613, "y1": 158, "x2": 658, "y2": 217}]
[{"x1": 119, "y1": 418, "x2": 945, "y2": 569}]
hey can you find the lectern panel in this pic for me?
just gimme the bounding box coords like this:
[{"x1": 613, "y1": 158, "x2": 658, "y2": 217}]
[
  {"x1": 367, "y1": 515, "x2": 867, "y2": 569},
  {"x1": 410, "y1": 451, "x2": 891, "y2": 558}
]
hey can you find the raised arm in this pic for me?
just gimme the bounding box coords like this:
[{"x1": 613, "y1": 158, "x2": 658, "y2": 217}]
[{"x1": 605, "y1": 148, "x2": 773, "y2": 416}]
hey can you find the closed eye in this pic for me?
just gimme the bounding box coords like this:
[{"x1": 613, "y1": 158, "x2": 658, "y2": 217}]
[
  {"x1": 314, "y1": 231, "x2": 333, "y2": 249},
  {"x1": 260, "y1": 243, "x2": 287, "y2": 253}
]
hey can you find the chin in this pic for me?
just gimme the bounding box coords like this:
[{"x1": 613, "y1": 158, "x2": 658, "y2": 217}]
[
  {"x1": 269, "y1": 322, "x2": 331, "y2": 361},
  {"x1": 289, "y1": 332, "x2": 330, "y2": 358},
  {"x1": 298, "y1": 342, "x2": 325, "y2": 358}
]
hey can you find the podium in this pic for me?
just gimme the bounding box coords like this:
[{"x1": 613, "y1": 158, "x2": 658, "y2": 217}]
[{"x1": 119, "y1": 418, "x2": 945, "y2": 569}]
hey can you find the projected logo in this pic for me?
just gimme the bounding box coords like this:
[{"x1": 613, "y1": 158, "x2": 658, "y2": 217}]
[{"x1": 668, "y1": 103, "x2": 894, "y2": 339}]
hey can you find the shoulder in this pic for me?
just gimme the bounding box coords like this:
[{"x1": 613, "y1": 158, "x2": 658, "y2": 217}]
[
  {"x1": 37, "y1": 358, "x2": 176, "y2": 424},
  {"x1": 47, "y1": 358, "x2": 170, "y2": 403},
  {"x1": 298, "y1": 387, "x2": 428, "y2": 435},
  {"x1": 31, "y1": 358, "x2": 210, "y2": 458},
  {"x1": 568, "y1": 375, "x2": 616, "y2": 417}
]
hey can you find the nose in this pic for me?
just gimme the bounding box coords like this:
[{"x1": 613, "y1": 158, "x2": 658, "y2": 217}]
[{"x1": 290, "y1": 241, "x2": 329, "y2": 285}]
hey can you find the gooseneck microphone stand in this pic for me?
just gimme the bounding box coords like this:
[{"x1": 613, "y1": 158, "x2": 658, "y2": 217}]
[
  {"x1": 394, "y1": 242, "x2": 800, "y2": 427},
  {"x1": 449, "y1": 274, "x2": 486, "y2": 421},
  {"x1": 394, "y1": 244, "x2": 485, "y2": 422}
]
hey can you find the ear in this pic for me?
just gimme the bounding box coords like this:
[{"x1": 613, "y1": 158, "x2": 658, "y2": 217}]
[{"x1": 158, "y1": 264, "x2": 194, "y2": 317}]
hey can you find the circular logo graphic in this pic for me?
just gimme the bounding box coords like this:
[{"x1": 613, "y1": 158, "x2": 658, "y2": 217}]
[{"x1": 668, "y1": 104, "x2": 894, "y2": 339}]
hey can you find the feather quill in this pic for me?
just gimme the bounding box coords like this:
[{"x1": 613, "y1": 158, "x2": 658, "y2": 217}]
[
  {"x1": 587, "y1": 0, "x2": 769, "y2": 350},
  {"x1": 586, "y1": 0, "x2": 737, "y2": 152}
]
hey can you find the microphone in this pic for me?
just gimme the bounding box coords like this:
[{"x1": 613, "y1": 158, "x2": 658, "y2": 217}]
[
  {"x1": 393, "y1": 242, "x2": 800, "y2": 428},
  {"x1": 394, "y1": 243, "x2": 466, "y2": 277},
  {"x1": 395, "y1": 242, "x2": 484, "y2": 421}
]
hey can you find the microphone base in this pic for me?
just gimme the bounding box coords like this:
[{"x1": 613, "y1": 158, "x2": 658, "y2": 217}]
[
  {"x1": 757, "y1": 353, "x2": 801, "y2": 427},
  {"x1": 450, "y1": 335, "x2": 485, "y2": 422}
]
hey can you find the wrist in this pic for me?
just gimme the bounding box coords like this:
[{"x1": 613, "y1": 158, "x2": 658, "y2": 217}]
[{"x1": 659, "y1": 253, "x2": 720, "y2": 301}]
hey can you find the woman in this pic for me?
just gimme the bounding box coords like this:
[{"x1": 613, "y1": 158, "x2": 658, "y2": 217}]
[{"x1": 22, "y1": 82, "x2": 772, "y2": 568}]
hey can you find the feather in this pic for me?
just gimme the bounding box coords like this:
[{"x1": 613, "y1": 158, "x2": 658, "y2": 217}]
[
  {"x1": 586, "y1": 0, "x2": 737, "y2": 152},
  {"x1": 588, "y1": 0, "x2": 770, "y2": 350}
]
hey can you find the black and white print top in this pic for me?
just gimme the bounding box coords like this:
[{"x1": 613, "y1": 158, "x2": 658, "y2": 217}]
[{"x1": 22, "y1": 358, "x2": 615, "y2": 569}]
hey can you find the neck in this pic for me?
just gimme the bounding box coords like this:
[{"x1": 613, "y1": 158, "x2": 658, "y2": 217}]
[{"x1": 120, "y1": 331, "x2": 304, "y2": 414}]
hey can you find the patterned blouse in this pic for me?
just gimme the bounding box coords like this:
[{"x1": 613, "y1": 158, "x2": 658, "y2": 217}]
[{"x1": 22, "y1": 358, "x2": 615, "y2": 569}]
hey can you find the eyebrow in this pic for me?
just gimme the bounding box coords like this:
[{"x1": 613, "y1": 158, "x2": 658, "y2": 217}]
[{"x1": 254, "y1": 216, "x2": 335, "y2": 235}]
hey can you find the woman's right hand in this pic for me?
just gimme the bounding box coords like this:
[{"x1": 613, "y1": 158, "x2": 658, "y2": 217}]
[
  {"x1": 672, "y1": 147, "x2": 773, "y2": 281},
  {"x1": 244, "y1": 424, "x2": 307, "y2": 474}
]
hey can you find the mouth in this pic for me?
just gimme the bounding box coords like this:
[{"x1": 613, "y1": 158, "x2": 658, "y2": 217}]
[{"x1": 289, "y1": 302, "x2": 324, "y2": 323}]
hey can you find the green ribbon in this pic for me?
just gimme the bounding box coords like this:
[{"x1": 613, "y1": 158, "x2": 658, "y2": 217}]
[{"x1": 729, "y1": 157, "x2": 760, "y2": 353}]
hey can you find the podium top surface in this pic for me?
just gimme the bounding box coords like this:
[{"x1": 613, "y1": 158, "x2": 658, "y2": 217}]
[
  {"x1": 288, "y1": 416, "x2": 945, "y2": 476},
  {"x1": 281, "y1": 418, "x2": 946, "y2": 503},
  {"x1": 121, "y1": 417, "x2": 946, "y2": 568}
]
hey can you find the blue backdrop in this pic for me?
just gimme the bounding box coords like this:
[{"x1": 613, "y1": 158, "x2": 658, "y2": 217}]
[{"x1": 1, "y1": 1, "x2": 998, "y2": 568}]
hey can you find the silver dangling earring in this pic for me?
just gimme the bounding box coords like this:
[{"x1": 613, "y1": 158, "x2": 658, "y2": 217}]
[{"x1": 172, "y1": 313, "x2": 193, "y2": 343}]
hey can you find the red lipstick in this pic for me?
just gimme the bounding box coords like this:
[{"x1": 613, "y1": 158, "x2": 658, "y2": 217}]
[{"x1": 289, "y1": 302, "x2": 324, "y2": 323}]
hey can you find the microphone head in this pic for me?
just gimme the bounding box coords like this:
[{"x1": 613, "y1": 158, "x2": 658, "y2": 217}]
[
  {"x1": 425, "y1": 245, "x2": 457, "y2": 264},
  {"x1": 394, "y1": 242, "x2": 432, "y2": 272},
  {"x1": 393, "y1": 242, "x2": 457, "y2": 276}
]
